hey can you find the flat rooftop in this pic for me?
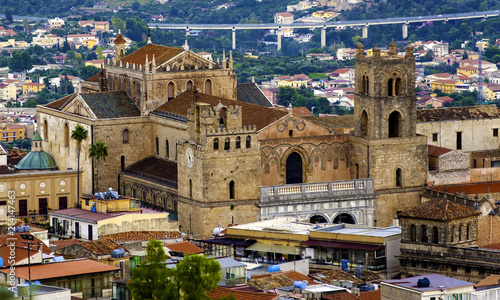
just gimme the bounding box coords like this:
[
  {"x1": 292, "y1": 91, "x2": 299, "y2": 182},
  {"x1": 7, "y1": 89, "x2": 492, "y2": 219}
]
[
  {"x1": 314, "y1": 224, "x2": 401, "y2": 238},
  {"x1": 230, "y1": 217, "x2": 317, "y2": 235},
  {"x1": 384, "y1": 274, "x2": 473, "y2": 292}
]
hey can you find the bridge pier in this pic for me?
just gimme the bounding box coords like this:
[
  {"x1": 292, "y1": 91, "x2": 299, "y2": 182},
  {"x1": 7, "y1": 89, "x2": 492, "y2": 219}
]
[
  {"x1": 232, "y1": 27, "x2": 236, "y2": 50},
  {"x1": 186, "y1": 27, "x2": 190, "y2": 36},
  {"x1": 362, "y1": 25, "x2": 368, "y2": 39},
  {"x1": 277, "y1": 29, "x2": 282, "y2": 51},
  {"x1": 321, "y1": 26, "x2": 326, "y2": 48},
  {"x1": 402, "y1": 23, "x2": 408, "y2": 39}
]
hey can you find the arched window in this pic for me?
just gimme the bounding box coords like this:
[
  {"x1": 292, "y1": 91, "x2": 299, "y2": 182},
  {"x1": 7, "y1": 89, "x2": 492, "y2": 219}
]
[
  {"x1": 205, "y1": 79, "x2": 212, "y2": 95},
  {"x1": 132, "y1": 81, "x2": 136, "y2": 100},
  {"x1": 286, "y1": 152, "x2": 303, "y2": 184},
  {"x1": 123, "y1": 129, "x2": 129, "y2": 144},
  {"x1": 224, "y1": 137, "x2": 230, "y2": 150},
  {"x1": 388, "y1": 78, "x2": 393, "y2": 96},
  {"x1": 229, "y1": 180, "x2": 235, "y2": 199},
  {"x1": 155, "y1": 137, "x2": 159, "y2": 155},
  {"x1": 432, "y1": 226, "x2": 439, "y2": 244},
  {"x1": 388, "y1": 111, "x2": 402, "y2": 138},
  {"x1": 360, "y1": 110, "x2": 368, "y2": 138},
  {"x1": 43, "y1": 119, "x2": 48, "y2": 140},
  {"x1": 396, "y1": 168, "x2": 402, "y2": 187},
  {"x1": 467, "y1": 223, "x2": 470, "y2": 240},
  {"x1": 219, "y1": 108, "x2": 227, "y2": 130},
  {"x1": 213, "y1": 138, "x2": 219, "y2": 150},
  {"x1": 64, "y1": 123, "x2": 69, "y2": 147},
  {"x1": 189, "y1": 179, "x2": 192, "y2": 198},
  {"x1": 410, "y1": 224, "x2": 416, "y2": 241},
  {"x1": 451, "y1": 226, "x2": 455, "y2": 243},
  {"x1": 121, "y1": 155, "x2": 125, "y2": 171},
  {"x1": 459, "y1": 225, "x2": 463, "y2": 241},
  {"x1": 361, "y1": 75, "x2": 366, "y2": 94},
  {"x1": 246, "y1": 136, "x2": 251, "y2": 148},
  {"x1": 165, "y1": 139, "x2": 169, "y2": 158},
  {"x1": 366, "y1": 76, "x2": 369, "y2": 95},
  {"x1": 395, "y1": 78, "x2": 401, "y2": 96},
  {"x1": 168, "y1": 82, "x2": 174, "y2": 100},
  {"x1": 421, "y1": 225, "x2": 428, "y2": 242},
  {"x1": 186, "y1": 80, "x2": 193, "y2": 91},
  {"x1": 235, "y1": 136, "x2": 241, "y2": 149}
]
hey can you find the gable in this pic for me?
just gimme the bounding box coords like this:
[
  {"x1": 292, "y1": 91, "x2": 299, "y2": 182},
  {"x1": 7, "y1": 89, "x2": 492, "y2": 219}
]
[
  {"x1": 61, "y1": 95, "x2": 96, "y2": 119},
  {"x1": 258, "y1": 114, "x2": 332, "y2": 140},
  {"x1": 158, "y1": 50, "x2": 216, "y2": 71}
]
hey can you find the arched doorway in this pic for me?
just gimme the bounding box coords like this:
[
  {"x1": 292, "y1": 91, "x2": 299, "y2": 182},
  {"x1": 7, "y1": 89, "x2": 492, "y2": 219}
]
[
  {"x1": 286, "y1": 152, "x2": 303, "y2": 184},
  {"x1": 333, "y1": 213, "x2": 355, "y2": 224},
  {"x1": 310, "y1": 215, "x2": 328, "y2": 224},
  {"x1": 388, "y1": 111, "x2": 402, "y2": 138}
]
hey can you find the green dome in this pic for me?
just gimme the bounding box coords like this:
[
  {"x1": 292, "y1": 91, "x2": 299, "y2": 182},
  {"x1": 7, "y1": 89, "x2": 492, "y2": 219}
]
[{"x1": 16, "y1": 151, "x2": 58, "y2": 171}]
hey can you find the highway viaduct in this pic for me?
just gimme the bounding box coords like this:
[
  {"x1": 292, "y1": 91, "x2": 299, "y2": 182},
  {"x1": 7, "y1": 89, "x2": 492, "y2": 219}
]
[{"x1": 149, "y1": 10, "x2": 500, "y2": 51}]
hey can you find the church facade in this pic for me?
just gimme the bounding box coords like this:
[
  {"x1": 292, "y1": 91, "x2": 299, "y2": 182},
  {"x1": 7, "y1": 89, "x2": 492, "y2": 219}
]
[{"x1": 38, "y1": 35, "x2": 427, "y2": 237}]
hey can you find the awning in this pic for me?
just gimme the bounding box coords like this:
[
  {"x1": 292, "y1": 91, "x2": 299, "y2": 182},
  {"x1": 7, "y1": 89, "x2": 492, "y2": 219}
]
[
  {"x1": 302, "y1": 240, "x2": 383, "y2": 251},
  {"x1": 245, "y1": 242, "x2": 301, "y2": 255},
  {"x1": 199, "y1": 237, "x2": 256, "y2": 248}
]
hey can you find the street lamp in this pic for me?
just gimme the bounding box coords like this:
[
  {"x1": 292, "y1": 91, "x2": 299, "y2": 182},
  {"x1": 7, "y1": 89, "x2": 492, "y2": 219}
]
[{"x1": 20, "y1": 234, "x2": 36, "y2": 299}]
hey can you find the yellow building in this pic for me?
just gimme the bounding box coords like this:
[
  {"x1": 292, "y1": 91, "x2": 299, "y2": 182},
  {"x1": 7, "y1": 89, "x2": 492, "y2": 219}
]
[
  {"x1": 0, "y1": 83, "x2": 16, "y2": 101},
  {"x1": 32, "y1": 34, "x2": 60, "y2": 47},
  {"x1": 312, "y1": 11, "x2": 337, "y2": 19},
  {"x1": 82, "y1": 39, "x2": 97, "y2": 49},
  {"x1": 365, "y1": 48, "x2": 389, "y2": 56},
  {"x1": 1, "y1": 124, "x2": 25, "y2": 142},
  {"x1": 94, "y1": 21, "x2": 110, "y2": 32},
  {"x1": 430, "y1": 80, "x2": 460, "y2": 94},
  {"x1": 81, "y1": 190, "x2": 140, "y2": 213},
  {"x1": 457, "y1": 66, "x2": 479, "y2": 77},
  {"x1": 22, "y1": 83, "x2": 45, "y2": 94}
]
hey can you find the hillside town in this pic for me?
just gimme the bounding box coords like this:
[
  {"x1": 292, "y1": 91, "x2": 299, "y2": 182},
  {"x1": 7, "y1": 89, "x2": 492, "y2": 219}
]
[{"x1": 2, "y1": 1, "x2": 500, "y2": 300}]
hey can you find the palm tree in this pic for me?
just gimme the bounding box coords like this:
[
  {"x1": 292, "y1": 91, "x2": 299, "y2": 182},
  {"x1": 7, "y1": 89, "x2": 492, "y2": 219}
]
[
  {"x1": 71, "y1": 124, "x2": 88, "y2": 207},
  {"x1": 89, "y1": 140, "x2": 108, "y2": 193}
]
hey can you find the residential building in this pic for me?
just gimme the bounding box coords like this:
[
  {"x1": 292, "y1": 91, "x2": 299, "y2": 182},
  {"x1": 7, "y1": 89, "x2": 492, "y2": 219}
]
[
  {"x1": 0, "y1": 83, "x2": 16, "y2": 101},
  {"x1": 306, "y1": 53, "x2": 334, "y2": 60},
  {"x1": 22, "y1": 83, "x2": 45, "y2": 94},
  {"x1": 274, "y1": 12, "x2": 294, "y2": 24},
  {"x1": 0, "y1": 26, "x2": 16, "y2": 37},
  {"x1": 430, "y1": 79, "x2": 460, "y2": 93},
  {"x1": 416, "y1": 95, "x2": 454, "y2": 108},
  {"x1": 94, "y1": 21, "x2": 110, "y2": 32},
  {"x1": 336, "y1": 48, "x2": 357, "y2": 60},
  {"x1": 311, "y1": 11, "x2": 337, "y2": 19},
  {"x1": 287, "y1": 1, "x2": 313, "y2": 11},
  {"x1": 0, "y1": 124, "x2": 25, "y2": 142},
  {"x1": 382, "y1": 274, "x2": 474, "y2": 300},
  {"x1": 65, "y1": 34, "x2": 99, "y2": 48},
  {"x1": 84, "y1": 59, "x2": 104, "y2": 68},
  {"x1": 48, "y1": 17, "x2": 65, "y2": 29},
  {"x1": 32, "y1": 33, "x2": 60, "y2": 47}
]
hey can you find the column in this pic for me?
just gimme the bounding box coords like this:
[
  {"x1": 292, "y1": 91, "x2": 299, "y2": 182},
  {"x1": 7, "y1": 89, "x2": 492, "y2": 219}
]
[
  {"x1": 232, "y1": 27, "x2": 236, "y2": 50},
  {"x1": 362, "y1": 25, "x2": 368, "y2": 39},
  {"x1": 402, "y1": 23, "x2": 408, "y2": 39},
  {"x1": 277, "y1": 29, "x2": 282, "y2": 51},
  {"x1": 321, "y1": 26, "x2": 326, "y2": 48},
  {"x1": 186, "y1": 27, "x2": 190, "y2": 36}
]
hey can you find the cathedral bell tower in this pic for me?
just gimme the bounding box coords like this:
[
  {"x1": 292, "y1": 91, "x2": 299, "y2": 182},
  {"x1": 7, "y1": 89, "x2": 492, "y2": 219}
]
[{"x1": 350, "y1": 41, "x2": 428, "y2": 227}]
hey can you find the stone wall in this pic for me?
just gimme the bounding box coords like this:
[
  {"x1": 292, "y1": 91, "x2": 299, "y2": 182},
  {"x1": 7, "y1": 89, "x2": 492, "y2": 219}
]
[
  {"x1": 150, "y1": 114, "x2": 188, "y2": 161},
  {"x1": 98, "y1": 213, "x2": 178, "y2": 236},
  {"x1": 478, "y1": 214, "x2": 500, "y2": 247}
]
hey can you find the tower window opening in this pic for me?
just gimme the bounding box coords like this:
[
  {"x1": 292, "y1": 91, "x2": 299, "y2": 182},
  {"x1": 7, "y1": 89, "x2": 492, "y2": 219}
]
[
  {"x1": 246, "y1": 136, "x2": 251, "y2": 148},
  {"x1": 395, "y1": 78, "x2": 401, "y2": 96},
  {"x1": 396, "y1": 168, "x2": 402, "y2": 187},
  {"x1": 388, "y1": 78, "x2": 393, "y2": 96},
  {"x1": 388, "y1": 111, "x2": 402, "y2": 138},
  {"x1": 235, "y1": 136, "x2": 241, "y2": 149},
  {"x1": 229, "y1": 180, "x2": 235, "y2": 199},
  {"x1": 224, "y1": 137, "x2": 230, "y2": 150},
  {"x1": 213, "y1": 138, "x2": 219, "y2": 150}
]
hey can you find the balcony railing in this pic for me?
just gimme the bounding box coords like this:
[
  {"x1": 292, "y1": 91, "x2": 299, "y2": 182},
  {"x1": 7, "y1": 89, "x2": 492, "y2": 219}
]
[{"x1": 260, "y1": 179, "x2": 373, "y2": 203}]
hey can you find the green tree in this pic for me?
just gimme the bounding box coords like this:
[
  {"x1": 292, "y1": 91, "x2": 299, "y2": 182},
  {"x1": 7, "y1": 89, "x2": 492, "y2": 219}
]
[
  {"x1": 71, "y1": 125, "x2": 88, "y2": 207},
  {"x1": 88, "y1": 140, "x2": 108, "y2": 193},
  {"x1": 5, "y1": 10, "x2": 13, "y2": 23},
  {"x1": 0, "y1": 286, "x2": 13, "y2": 299},
  {"x1": 80, "y1": 65, "x2": 100, "y2": 80},
  {"x1": 176, "y1": 255, "x2": 221, "y2": 300},
  {"x1": 128, "y1": 239, "x2": 180, "y2": 300},
  {"x1": 111, "y1": 18, "x2": 126, "y2": 33},
  {"x1": 8, "y1": 51, "x2": 24, "y2": 72},
  {"x1": 96, "y1": 46, "x2": 104, "y2": 59},
  {"x1": 21, "y1": 51, "x2": 33, "y2": 71}
]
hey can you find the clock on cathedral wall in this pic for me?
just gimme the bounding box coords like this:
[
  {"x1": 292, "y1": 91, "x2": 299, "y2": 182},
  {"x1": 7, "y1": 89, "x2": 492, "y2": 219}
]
[{"x1": 185, "y1": 147, "x2": 194, "y2": 169}]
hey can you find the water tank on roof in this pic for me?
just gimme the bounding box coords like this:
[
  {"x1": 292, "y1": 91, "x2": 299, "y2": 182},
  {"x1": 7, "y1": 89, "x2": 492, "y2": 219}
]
[
  {"x1": 91, "y1": 207, "x2": 97, "y2": 213},
  {"x1": 417, "y1": 277, "x2": 430, "y2": 288},
  {"x1": 267, "y1": 265, "x2": 280, "y2": 273},
  {"x1": 341, "y1": 259, "x2": 349, "y2": 272},
  {"x1": 53, "y1": 256, "x2": 64, "y2": 262},
  {"x1": 112, "y1": 248, "x2": 125, "y2": 258},
  {"x1": 0, "y1": 257, "x2": 3, "y2": 267},
  {"x1": 294, "y1": 280, "x2": 307, "y2": 290},
  {"x1": 24, "y1": 225, "x2": 30, "y2": 232}
]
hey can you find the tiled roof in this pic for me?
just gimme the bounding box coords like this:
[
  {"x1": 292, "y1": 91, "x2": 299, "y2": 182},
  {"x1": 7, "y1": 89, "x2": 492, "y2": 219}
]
[
  {"x1": 252, "y1": 270, "x2": 316, "y2": 285},
  {"x1": 309, "y1": 269, "x2": 364, "y2": 285},
  {"x1": 0, "y1": 259, "x2": 119, "y2": 280},
  {"x1": 122, "y1": 156, "x2": 178, "y2": 184},
  {"x1": 44, "y1": 93, "x2": 76, "y2": 110},
  {"x1": 50, "y1": 239, "x2": 80, "y2": 250},
  {"x1": 80, "y1": 239, "x2": 123, "y2": 255},
  {"x1": 50, "y1": 208, "x2": 114, "y2": 222},
  {"x1": 431, "y1": 182, "x2": 500, "y2": 195},
  {"x1": 114, "y1": 33, "x2": 126, "y2": 44},
  {"x1": 207, "y1": 286, "x2": 279, "y2": 300},
  {"x1": 248, "y1": 274, "x2": 294, "y2": 291},
  {"x1": 359, "y1": 289, "x2": 381, "y2": 300},
  {"x1": 101, "y1": 231, "x2": 180, "y2": 242},
  {"x1": 417, "y1": 105, "x2": 500, "y2": 122},
  {"x1": 0, "y1": 233, "x2": 53, "y2": 266},
  {"x1": 154, "y1": 91, "x2": 287, "y2": 131},
  {"x1": 428, "y1": 145, "x2": 452, "y2": 157},
  {"x1": 292, "y1": 107, "x2": 313, "y2": 116},
  {"x1": 398, "y1": 198, "x2": 480, "y2": 221},
  {"x1": 81, "y1": 91, "x2": 141, "y2": 119},
  {"x1": 121, "y1": 44, "x2": 183, "y2": 66},
  {"x1": 323, "y1": 292, "x2": 360, "y2": 300},
  {"x1": 85, "y1": 69, "x2": 104, "y2": 82},
  {"x1": 302, "y1": 115, "x2": 354, "y2": 131},
  {"x1": 276, "y1": 12, "x2": 294, "y2": 18},
  {"x1": 237, "y1": 83, "x2": 273, "y2": 107},
  {"x1": 165, "y1": 241, "x2": 203, "y2": 254},
  {"x1": 0, "y1": 165, "x2": 12, "y2": 174},
  {"x1": 436, "y1": 96, "x2": 454, "y2": 103},
  {"x1": 474, "y1": 274, "x2": 500, "y2": 288}
]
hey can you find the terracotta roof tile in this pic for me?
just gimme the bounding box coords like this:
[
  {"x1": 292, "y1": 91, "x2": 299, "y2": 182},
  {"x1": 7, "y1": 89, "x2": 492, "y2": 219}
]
[
  {"x1": 154, "y1": 91, "x2": 287, "y2": 131},
  {"x1": 122, "y1": 156, "x2": 177, "y2": 184},
  {"x1": 0, "y1": 233, "x2": 52, "y2": 253},
  {"x1": 431, "y1": 182, "x2": 500, "y2": 195},
  {"x1": 101, "y1": 231, "x2": 180, "y2": 242},
  {"x1": 44, "y1": 93, "x2": 75, "y2": 110},
  {"x1": 0, "y1": 258, "x2": 119, "y2": 280},
  {"x1": 237, "y1": 83, "x2": 273, "y2": 107},
  {"x1": 114, "y1": 33, "x2": 126, "y2": 44},
  {"x1": 81, "y1": 91, "x2": 141, "y2": 119},
  {"x1": 251, "y1": 270, "x2": 316, "y2": 285},
  {"x1": 121, "y1": 44, "x2": 183, "y2": 66},
  {"x1": 359, "y1": 289, "x2": 381, "y2": 300},
  {"x1": 86, "y1": 70, "x2": 104, "y2": 82},
  {"x1": 302, "y1": 115, "x2": 354, "y2": 131},
  {"x1": 323, "y1": 292, "x2": 360, "y2": 300},
  {"x1": 80, "y1": 239, "x2": 123, "y2": 255},
  {"x1": 50, "y1": 239, "x2": 80, "y2": 250},
  {"x1": 207, "y1": 286, "x2": 279, "y2": 300},
  {"x1": 398, "y1": 198, "x2": 480, "y2": 220},
  {"x1": 417, "y1": 105, "x2": 500, "y2": 122},
  {"x1": 247, "y1": 274, "x2": 294, "y2": 291},
  {"x1": 165, "y1": 241, "x2": 203, "y2": 254},
  {"x1": 428, "y1": 145, "x2": 452, "y2": 157},
  {"x1": 474, "y1": 274, "x2": 500, "y2": 288}
]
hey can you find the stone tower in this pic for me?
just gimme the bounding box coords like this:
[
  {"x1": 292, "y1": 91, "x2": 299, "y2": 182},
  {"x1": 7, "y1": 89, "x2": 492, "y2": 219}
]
[
  {"x1": 177, "y1": 100, "x2": 261, "y2": 238},
  {"x1": 114, "y1": 31, "x2": 126, "y2": 61},
  {"x1": 350, "y1": 42, "x2": 428, "y2": 227}
]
